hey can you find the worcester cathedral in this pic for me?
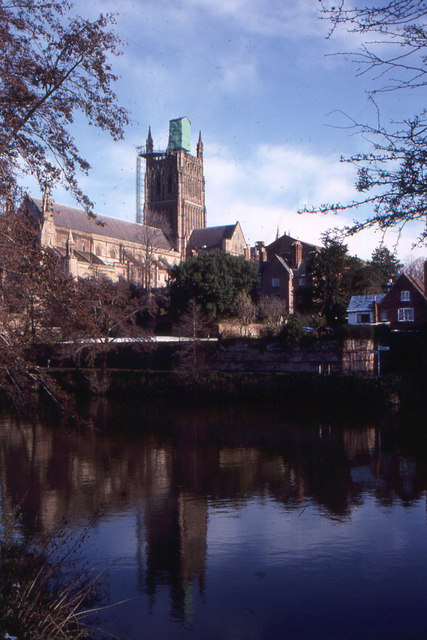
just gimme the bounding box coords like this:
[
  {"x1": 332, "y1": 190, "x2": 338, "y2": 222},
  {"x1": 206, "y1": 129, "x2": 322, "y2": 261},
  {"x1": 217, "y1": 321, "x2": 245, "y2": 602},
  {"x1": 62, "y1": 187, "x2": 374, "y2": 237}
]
[{"x1": 24, "y1": 117, "x2": 249, "y2": 289}]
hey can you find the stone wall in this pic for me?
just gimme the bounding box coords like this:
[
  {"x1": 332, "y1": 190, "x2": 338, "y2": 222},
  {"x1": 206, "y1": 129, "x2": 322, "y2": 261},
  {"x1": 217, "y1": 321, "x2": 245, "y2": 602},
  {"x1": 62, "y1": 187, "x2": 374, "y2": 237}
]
[{"x1": 213, "y1": 338, "x2": 375, "y2": 375}]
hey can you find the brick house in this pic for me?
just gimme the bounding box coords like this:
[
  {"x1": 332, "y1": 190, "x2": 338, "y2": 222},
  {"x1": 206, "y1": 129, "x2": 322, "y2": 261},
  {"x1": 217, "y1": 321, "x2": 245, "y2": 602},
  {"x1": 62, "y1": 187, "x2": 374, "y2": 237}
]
[
  {"x1": 378, "y1": 269, "x2": 427, "y2": 330},
  {"x1": 259, "y1": 255, "x2": 294, "y2": 313},
  {"x1": 256, "y1": 233, "x2": 318, "y2": 313}
]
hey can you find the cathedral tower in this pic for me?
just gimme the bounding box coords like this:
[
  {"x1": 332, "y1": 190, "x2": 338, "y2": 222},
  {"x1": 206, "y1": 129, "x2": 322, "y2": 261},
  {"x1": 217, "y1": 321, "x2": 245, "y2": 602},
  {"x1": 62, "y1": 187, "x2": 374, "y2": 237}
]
[{"x1": 141, "y1": 117, "x2": 206, "y2": 257}]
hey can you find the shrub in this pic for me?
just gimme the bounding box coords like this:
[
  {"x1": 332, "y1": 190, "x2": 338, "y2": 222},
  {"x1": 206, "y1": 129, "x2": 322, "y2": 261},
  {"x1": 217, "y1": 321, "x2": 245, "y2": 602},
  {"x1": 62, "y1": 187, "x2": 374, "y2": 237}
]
[
  {"x1": 278, "y1": 316, "x2": 305, "y2": 349},
  {"x1": 0, "y1": 512, "x2": 97, "y2": 640}
]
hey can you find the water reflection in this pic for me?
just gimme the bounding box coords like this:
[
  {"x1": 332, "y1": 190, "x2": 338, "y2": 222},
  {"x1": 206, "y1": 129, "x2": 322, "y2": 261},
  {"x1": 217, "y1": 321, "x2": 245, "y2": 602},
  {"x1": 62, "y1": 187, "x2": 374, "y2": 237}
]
[{"x1": 0, "y1": 400, "x2": 426, "y2": 637}]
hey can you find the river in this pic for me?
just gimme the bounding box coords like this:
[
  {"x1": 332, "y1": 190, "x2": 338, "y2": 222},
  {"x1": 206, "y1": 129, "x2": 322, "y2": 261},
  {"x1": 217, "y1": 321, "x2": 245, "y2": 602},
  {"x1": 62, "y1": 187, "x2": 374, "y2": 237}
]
[{"x1": 1, "y1": 398, "x2": 426, "y2": 639}]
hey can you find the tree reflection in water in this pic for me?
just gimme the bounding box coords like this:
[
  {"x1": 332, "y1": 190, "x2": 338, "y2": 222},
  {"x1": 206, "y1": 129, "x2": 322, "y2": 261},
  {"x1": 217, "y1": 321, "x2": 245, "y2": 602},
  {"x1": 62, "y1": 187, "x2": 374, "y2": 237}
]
[{"x1": 0, "y1": 399, "x2": 425, "y2": 637}]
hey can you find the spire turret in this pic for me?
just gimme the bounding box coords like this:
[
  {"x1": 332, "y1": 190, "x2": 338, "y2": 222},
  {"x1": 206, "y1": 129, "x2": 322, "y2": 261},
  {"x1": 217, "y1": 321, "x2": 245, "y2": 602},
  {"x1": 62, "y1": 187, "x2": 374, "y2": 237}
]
[
  {"x1": 146, "y1": 126, "x2": 153, "y2": 153},
  {"x1": 42, "y1": 184, "x2": 52, "y2": 218},
  {"x1": 197, "y1": 131, "x2": 203, "y2": 159}
]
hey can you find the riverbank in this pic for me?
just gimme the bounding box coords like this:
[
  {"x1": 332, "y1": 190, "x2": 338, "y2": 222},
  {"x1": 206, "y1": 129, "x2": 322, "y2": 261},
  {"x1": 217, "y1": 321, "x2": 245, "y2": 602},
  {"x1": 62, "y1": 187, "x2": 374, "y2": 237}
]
[
  {"x1": 0, "y1": 521, "x2": 96, "y2": 640},
  {"x1": 30, "y1": 333, "x2": 427, "y2": 417},
  {"x1": 45, "y1": 367, "x2": 413, "y2": 416}
]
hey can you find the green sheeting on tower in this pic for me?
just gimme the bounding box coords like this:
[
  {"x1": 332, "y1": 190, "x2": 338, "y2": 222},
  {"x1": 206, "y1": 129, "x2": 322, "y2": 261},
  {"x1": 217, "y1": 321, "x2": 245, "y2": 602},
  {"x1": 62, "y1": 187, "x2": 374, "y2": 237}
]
[{"x1": 168, "y1": 117, "x2": 191, "y2": 151}]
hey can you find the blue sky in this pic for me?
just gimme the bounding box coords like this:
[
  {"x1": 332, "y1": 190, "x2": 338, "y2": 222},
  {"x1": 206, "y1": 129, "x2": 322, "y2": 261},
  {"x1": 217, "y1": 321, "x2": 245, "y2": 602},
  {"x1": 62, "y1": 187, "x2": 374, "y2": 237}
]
[{"x1": 44, "y1": 0, "x2": 426, "y2": 261}]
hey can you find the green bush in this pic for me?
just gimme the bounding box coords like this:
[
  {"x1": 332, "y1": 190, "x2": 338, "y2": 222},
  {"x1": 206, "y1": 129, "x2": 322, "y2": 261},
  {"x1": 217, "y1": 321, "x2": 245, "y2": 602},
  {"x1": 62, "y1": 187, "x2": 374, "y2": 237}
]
[{"x1": 278, "y1": 316, "x2": 305, "y2": 349}]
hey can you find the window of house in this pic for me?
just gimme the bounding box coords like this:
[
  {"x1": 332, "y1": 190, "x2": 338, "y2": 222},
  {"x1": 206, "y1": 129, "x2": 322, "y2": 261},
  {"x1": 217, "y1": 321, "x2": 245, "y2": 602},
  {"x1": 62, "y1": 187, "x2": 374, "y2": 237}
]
[
  {"x1": 380, "y1": 310, "x2": 388, "y2": 321},
  {"x1": 95, "y1": 245, "x2": 101, "y2": 256},
  {"x1": 156, "y1": 174, "x2": 161, "y2": 196},
  {"x1": 357, "y1": 313, "x2": 370, "y2": 324},
  {"x1": 272, "y1": 277, "x2": 280, "y2": 287},
  {"x1": 401, "y1": 290, "x2": 410, "y2": 301},
  {"x1": 398, "y1": 307, "x2": 414, "y2": 322}
]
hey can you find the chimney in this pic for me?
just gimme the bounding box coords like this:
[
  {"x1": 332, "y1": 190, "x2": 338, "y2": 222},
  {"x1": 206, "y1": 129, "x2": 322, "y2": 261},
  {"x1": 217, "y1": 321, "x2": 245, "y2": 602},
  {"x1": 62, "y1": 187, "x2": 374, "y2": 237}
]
[
  {"x1": 291, "y1": 241, "x2": 303, "y2": 269},
  {"x1": 255, "y1": 241, "x2": 267, "y2": 263}
]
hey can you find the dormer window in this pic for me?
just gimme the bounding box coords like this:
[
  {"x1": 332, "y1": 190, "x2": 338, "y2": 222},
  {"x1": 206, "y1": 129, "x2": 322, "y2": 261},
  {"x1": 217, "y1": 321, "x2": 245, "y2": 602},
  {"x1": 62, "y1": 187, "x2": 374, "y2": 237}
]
[{"x1": 401, "y1": 290, "x2": 410, "y2": 301}]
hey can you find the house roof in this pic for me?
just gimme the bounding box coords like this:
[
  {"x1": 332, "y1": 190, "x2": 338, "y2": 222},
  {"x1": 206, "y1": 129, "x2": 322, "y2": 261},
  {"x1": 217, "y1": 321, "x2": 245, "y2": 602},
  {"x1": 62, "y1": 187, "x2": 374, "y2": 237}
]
[
  {"x1": 28, "y1": 196, "x2": 174, "y2": 251},
  {"x1": 266, "y1": 233, "x2": 319, "y2": 257},
  {"x1": 274, "y1": 254, "x2": 293, "y2": 274},
  {"x1": 399, "y1": 271, "x2": 426, "y2": 299},
  {"x1": 188, "y1": 223, "x2": 238, "y2": 251},
  {"x1": 347, "y1": 294, "x2": 385, "y2": 313}
]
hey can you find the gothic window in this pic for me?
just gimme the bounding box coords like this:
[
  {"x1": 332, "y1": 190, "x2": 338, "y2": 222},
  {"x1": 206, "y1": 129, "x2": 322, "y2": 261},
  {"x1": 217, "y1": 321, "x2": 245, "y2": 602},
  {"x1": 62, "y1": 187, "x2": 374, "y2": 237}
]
[
  {"x1": 81, "y1": 243, "x2": 85, "y2": 252},
  {"x1": 110, "y1": 248, "x2": 116, "y2": 259},
  {"x1": 156, "y1": 174, "x2": 161, "y2": 196},
  {"x1": 95, "y1": 245, "x2": 101, "y2": 256}
]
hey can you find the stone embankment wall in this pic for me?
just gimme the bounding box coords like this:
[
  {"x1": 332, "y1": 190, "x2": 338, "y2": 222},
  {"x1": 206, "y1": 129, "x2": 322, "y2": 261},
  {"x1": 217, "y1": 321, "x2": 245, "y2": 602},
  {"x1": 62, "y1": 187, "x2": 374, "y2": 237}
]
[
  {"x1": 213, "y1": 339, "x2": 375, "y2": 375},
  {"x1": 35, "y1": 337, "x2": 376, "y2": 375}
]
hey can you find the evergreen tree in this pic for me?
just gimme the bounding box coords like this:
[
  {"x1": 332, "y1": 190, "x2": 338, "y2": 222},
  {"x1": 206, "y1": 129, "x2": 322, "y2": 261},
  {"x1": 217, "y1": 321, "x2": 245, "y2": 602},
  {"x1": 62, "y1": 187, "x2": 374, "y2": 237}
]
[
  {"x1": 369, "y1": 246, "x2": 402, "y2": 290},
  {"x1": 169, "y1": 250, "x2": 259, "y2": 321},
  {"x1": 309, "y1": 231, "x2": 381, "y2": 326}
]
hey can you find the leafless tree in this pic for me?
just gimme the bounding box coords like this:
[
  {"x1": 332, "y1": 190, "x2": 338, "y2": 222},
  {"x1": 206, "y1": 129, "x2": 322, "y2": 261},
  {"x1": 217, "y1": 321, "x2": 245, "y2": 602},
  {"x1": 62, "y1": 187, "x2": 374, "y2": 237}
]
[
  {"x1": 308, "y1": 1, "x2": 427, "y2": 245},
  {"x1": 235, "y1": 291, "x2": 257, "y2": 336},
  {"x1": 0, "y1": 0, "x2": 129, "y2": 212},
  {"x1": 0, "y1": 208, "x2": 79, "y2": 415},
  {"x1": 404, "y1": 256, "x2": 426, "y2": 283},
  {"x1": 175, "y1": 299, "x2": 211, "y2": 383},
  {"x1": 258, "y1": 296, "x2": 286, "y2": 336}
]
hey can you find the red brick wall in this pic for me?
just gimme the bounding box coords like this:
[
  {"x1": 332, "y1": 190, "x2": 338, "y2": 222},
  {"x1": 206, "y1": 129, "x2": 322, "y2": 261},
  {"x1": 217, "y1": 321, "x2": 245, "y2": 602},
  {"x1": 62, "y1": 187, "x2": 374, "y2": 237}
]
[{"x1": 378, "y1": 275, "x2": 427, "y2": 329}]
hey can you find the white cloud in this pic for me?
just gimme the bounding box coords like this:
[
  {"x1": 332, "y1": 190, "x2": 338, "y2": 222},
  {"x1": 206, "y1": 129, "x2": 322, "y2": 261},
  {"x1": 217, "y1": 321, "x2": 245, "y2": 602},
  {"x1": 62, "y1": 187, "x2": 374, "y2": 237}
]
[{"x1": 204, "y1": 141, "x2": 424, "y2": 260}]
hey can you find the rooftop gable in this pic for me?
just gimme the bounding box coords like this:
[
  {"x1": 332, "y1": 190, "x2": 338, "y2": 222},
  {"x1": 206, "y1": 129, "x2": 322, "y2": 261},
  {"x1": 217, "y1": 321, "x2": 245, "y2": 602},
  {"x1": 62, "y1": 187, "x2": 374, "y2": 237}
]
[
  {"x1": 188, "y1": 223, "x2": 239, "y2": 251},
  {"x1": 27, "y1": 196, "x2": 174, "y2": 251},
  {"x1": 379, "y1": 271, "x2": 427, "y2": 305}
]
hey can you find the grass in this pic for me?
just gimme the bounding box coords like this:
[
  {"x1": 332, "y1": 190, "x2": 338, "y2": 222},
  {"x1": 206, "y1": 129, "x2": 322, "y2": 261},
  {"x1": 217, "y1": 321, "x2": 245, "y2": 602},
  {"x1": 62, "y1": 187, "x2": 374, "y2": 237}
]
[{"x1": 0, "y1": 511, "x2": 100, "y2": 640}]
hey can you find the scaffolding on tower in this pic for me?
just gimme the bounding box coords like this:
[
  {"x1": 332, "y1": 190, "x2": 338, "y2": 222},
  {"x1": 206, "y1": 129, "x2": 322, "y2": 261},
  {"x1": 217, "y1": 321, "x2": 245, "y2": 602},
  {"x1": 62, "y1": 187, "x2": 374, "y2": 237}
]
[{"x1": 136, "y1": 147, "x2": 144, "y2": 224}]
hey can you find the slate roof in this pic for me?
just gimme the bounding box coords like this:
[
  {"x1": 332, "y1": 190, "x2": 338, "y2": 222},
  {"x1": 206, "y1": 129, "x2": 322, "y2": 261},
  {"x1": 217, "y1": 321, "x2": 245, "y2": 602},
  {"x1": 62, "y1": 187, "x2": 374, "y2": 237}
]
[
  {"x1": 347, "y1": 294, "x2": 385, "y2": 313},
  {"x1": 267, "y1": 233, "x2": 319, "y2": 258},
  {"x1": 188, "y1": 224, "x2": 238, "y2": 251},
  {"x1": 29, "y1": 197, "x2": 174, "y2": 251}
]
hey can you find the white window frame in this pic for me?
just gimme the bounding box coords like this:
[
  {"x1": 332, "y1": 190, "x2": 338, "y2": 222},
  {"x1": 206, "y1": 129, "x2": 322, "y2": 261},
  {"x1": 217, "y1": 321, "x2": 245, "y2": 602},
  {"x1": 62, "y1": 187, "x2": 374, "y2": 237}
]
[
  {"x1": 400, "y1": 290, "x2": 410, "y2": 301},
  {"x1": 398, "y1": 307, "x2": 414, "y2": 322}
]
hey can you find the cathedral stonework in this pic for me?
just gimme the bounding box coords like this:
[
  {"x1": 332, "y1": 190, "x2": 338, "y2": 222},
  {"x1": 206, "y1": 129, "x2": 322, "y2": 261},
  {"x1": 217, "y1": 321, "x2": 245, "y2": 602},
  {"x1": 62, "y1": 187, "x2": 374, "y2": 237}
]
[
  {"x1": 24, "y1": 117, "x2": 248, "y2": 289},
  {"x1": 142, "y1": 117, "x2": 206, "y2": 258}
]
